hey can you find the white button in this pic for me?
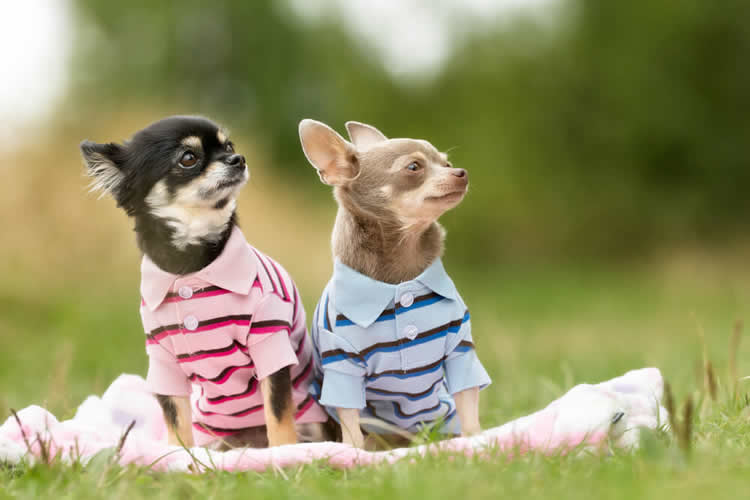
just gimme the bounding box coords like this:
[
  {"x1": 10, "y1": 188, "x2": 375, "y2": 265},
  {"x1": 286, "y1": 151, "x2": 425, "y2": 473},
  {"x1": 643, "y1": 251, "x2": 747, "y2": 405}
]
[
  {"x1": 404, "y1": 325, "x2": 419, "y2": 340},
  {"x1": 184, "y1": 315, "x2": 199, "y2": 331},
  {"x1": 178, "y1": 286, "x2": 193, "y2": 299},
  {"x1": 400, "y1": 292, "x2": 414, "y2": 308}
]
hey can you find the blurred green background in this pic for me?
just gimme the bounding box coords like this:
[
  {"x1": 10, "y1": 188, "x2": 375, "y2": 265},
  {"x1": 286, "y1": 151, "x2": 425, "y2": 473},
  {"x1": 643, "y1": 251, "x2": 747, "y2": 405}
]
[{"x1": 0, "y1": 0, "x2": 748, "y2": 428}]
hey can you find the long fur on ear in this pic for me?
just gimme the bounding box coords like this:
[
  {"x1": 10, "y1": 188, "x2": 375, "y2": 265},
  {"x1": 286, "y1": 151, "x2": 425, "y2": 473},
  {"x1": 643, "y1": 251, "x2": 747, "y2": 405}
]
[
  {"x1": 80, "y1": 140, "x2": 125, "y2": 198},
  {"x1": 345, "y1": 121, "x2": 387, "y2": 150},
  {"x1": 298, "y1": 119, "x2": 357, "y2": 186}
]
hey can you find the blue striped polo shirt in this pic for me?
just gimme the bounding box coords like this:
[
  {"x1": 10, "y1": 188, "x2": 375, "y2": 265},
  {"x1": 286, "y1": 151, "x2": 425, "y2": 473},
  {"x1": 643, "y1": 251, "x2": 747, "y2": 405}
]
[{"x1": 309, "y1": 258, "x2": 491, "y2": 434}]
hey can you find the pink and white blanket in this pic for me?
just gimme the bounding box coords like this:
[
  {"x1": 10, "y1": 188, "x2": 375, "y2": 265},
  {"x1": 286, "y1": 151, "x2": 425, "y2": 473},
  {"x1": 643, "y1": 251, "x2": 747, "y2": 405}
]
[{"x1": 0, "y1": 368, "x2": 666, "y2": 472}]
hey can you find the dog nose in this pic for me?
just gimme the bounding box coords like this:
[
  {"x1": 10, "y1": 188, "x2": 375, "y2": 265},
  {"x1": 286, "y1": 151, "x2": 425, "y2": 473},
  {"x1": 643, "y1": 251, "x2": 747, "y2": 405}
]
[
  {"x1": 226, "y1": 154, "x2": 245, "y2": 168},
  {"x1": 452, "y1": 168, "x2": 468, "y2": 179}
]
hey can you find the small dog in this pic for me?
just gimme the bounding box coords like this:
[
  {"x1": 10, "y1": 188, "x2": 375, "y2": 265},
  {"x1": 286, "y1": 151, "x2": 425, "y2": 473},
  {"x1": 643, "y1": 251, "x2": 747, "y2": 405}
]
[
  {"x1": 298, "y1": 119, "x2": 491, "y2": 448},
  {"x1": 80, "y1": 116, "x2": 327, "y2": 448}
]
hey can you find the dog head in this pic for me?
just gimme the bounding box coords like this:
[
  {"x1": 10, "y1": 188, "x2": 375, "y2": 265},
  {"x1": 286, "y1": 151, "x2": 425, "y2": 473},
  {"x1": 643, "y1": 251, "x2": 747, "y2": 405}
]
[
  {"x1": 298, "y1": 119, "x2": 467, "y2": 229},
  {"x1": 80, "y1": 115, "x2": 248, "y2": 249}
]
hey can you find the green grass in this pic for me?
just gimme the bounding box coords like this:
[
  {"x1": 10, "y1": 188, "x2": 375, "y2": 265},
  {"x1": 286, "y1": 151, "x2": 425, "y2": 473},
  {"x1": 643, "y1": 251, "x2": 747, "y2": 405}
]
[{"x1": 1, "y1": 255, "x2": 748, "y2": 499}]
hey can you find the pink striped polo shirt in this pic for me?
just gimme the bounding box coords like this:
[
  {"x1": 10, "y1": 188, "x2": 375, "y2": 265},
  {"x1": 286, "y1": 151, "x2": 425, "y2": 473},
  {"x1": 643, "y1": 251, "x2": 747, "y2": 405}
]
[{"x1": 139, "y1": 226, "x2": 327, "y2": 445}]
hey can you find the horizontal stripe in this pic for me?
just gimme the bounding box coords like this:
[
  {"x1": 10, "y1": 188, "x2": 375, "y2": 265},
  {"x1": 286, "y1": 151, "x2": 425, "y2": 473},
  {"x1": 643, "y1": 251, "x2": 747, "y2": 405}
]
[
  {"x1": 198, "y1": 361, "x2": 311, "y2": 404},
  {"x1": 146, "y1": 314, "x2": 252, "y2": 343},
  {"x1": 397, "y1": 293, "x2": 444, "y2": 314},
  {"x1": 320, "y1": 349, "x2": 365, "y2": 365},
  {"x1": 367, "y1": 401, "x2": 440, "y2": 428},
  {"x1": 322, "y1": 312, "x2": 469, "y2": 364},
  {"x1": 201, "y1": 361, "x2": 311, "y2": 405},
  {"x1": 366, "y1": 357, "x2": 445, "y2": 381},
  {"x1": 367, "y1": 400, "x2": 450, "y2": 426},
  {"x1": 193, "y1": 395, "x2": 315, "y2": 435},
  {"x1": 197, "y1": 403, "x2": 263, "y2": 418},
  {"x1": 366, "y1": 378, "x2": 443, "y2": 401},
  {"x1": 392, "y1": 399, "x2": 443, "y2": 419},
  {"x1": 188, "y1": 362, "x2": 253, "y2": 384},
  {"x1": 335, "y1": 292, "x2": 444, "y2": 327},
  {"x1": 248, "y1": 319, "x2": 292, "y2": 335},
  {"x1": 177, "y1": 340, "x2": 247, "y2": 363},
  {"x1": 204, "y1": 378, "x2": 258, "y2": 404}
]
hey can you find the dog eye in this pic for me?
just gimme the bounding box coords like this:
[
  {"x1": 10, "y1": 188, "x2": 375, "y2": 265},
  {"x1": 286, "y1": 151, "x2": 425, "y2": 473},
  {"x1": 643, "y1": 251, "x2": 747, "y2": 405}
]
[
  {"x1": 180, "y1": 151, "x2": 198, "y2": 168},
  {"x1": 406, "y1": 162, "x2": 421, "y2": 172},
  {"x1": 225, "y1": 142, "x2": 234, "y2": 153}
]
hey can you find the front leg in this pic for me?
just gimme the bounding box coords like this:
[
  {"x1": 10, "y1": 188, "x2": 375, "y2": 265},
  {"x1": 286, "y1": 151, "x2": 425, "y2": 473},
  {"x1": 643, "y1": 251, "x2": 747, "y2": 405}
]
[
  {"x1": 453, "y1": 386, "x2": 481, "y2": 437},
  {"x1": 337, "y1": 407, "x2": 365, "y2": 448},
  {"x1": 156, "y1": 395, "x2": 194, "y2": 447},
  {"x1": 260, "y1": 366, "x2": 298, "y2": 447}
]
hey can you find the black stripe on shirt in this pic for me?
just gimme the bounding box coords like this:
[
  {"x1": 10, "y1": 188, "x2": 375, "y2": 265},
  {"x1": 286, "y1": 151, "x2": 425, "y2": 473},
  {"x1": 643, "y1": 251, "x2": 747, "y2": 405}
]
[
  {"x1": 250, "y1": 319, "x2": 292, "y2": 330},
  {"x1": 148, "y1": 314, "x2": 252, "y2": 339},
  {"x1": 176, "y1": 340, "x2": 245, "y2": 360},
  {"x1": 393, "y1": 399, "x2": 442, "y2": 418},
  {"x1": 188, "y1": 361, "x2": 254, "y2": 383},
  {"x1": 366, "y1": 378, "x2": 443, "y2": 399},
  {"x1": 366, "y1": 357, "x2": 446, "y2": 380},
  {"x1": 205, "y1": 377, "x2": 258, "y2": 403},
  {"x1": 321, "y1": 315, "x2": 466, "y2": 361}
]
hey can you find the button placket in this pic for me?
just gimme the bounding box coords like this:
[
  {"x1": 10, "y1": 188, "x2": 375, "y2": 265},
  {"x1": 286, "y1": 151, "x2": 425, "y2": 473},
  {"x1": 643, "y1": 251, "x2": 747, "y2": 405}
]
[
  {"x1": 397, "y1": 284, "x2": 424, "y2": 369},
  {"x1": 392, "y1": 291, "x2": 407, "y2": 371},
  {"x1": 172, "y1": 281, "x2": 194, "y2": 356}
]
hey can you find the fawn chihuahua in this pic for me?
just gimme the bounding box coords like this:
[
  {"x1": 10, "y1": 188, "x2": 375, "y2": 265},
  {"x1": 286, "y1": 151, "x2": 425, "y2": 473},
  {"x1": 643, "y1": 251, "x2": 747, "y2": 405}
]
[{"x1": 299, "y1": 119, "x2": 491, "y2": 448}]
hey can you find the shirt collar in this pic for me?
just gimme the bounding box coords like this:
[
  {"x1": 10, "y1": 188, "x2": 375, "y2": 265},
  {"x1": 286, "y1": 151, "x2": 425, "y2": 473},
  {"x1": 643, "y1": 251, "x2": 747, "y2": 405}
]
[
  {"x1": 332, "y1": 257, "x2": 457, "y2": 329},
  {"x1": 140, "y1": 225, "x2": 257, "y2": 311}
]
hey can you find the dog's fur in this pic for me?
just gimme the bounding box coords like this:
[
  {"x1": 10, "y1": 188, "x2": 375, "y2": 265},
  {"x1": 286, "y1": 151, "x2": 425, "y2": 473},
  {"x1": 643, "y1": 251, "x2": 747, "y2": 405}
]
[
  {"x1": 80, "y1": 115, "x2": 298, "y2": 448},
  {"x1": 298, "y1": 119, "x2": 480, "y2": 447}
]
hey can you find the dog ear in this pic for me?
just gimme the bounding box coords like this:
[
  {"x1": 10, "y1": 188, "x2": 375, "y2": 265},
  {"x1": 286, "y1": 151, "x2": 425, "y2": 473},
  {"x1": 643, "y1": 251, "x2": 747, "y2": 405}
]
[
  {"x1": 80, "y1": 140, "x2": 125, "y2": 198},
  {"x1": 345, "y1": 121, "x2": 387, "y2": 149},
  {"x1": 298, "y1": 119, "x2": 358, "y2": 186}
]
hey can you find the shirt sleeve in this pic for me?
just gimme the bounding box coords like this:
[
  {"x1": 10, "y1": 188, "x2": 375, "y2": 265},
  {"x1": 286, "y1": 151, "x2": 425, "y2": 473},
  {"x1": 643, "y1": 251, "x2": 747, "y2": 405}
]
[
  {"x1": 145, "y1": 342, "x2": 192, "y2": 396},
  {"x1": 444, "y1": 311, "x2": 491, "y2": 395},
  {"x1": 316, "y1": 326, "x2": 367, "y2": 410},
  {"x1": 246, "y1": 293, "x2": 299, "y2": 380}
]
